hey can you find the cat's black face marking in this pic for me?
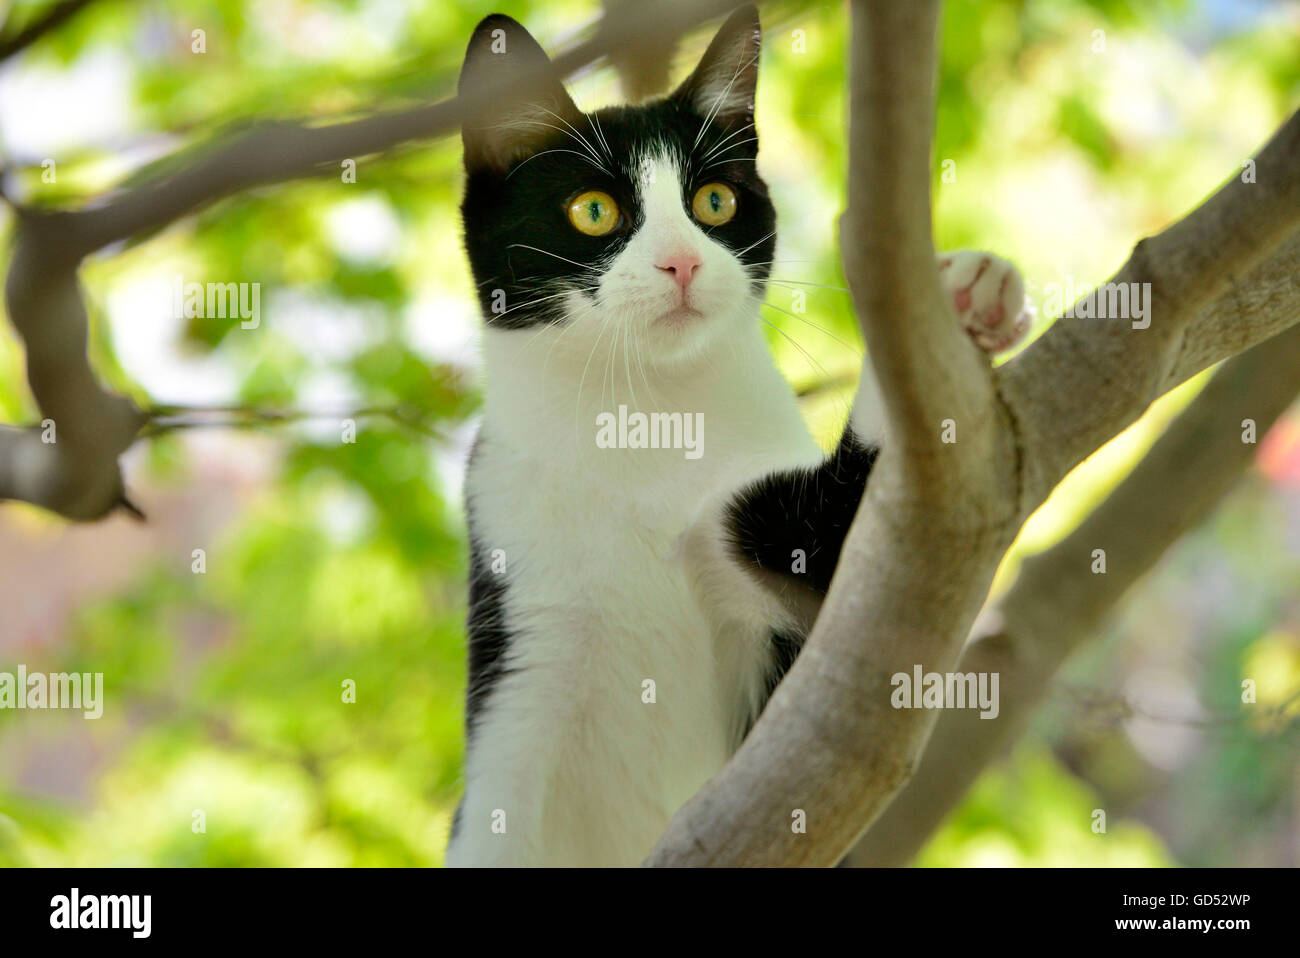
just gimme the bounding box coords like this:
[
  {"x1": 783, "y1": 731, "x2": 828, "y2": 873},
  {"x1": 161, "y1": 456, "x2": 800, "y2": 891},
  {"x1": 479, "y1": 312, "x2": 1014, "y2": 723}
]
[
  {"x1": 462, "y1": 101, "x2": 775, "y2": 329},
  {"x1": 458, "y1": 11, "x2": 775, "y2": 330}
]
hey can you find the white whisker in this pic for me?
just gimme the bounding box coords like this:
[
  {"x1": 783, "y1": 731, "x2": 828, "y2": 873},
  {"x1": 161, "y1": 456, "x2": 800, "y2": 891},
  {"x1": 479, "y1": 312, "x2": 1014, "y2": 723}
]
[
  {"x1": 508, "y1": 243, "x2": 603, "y2": 273},
  {"x1": 700, "y1": 136, "x2": 759, "y2": 166},
  {"x1": 733, "y1": 230, "x2": 776, "y2": 258},
  {"x1": 701, "y1": 156, "x2": 759, "y2": 173},
  {"x1": 622, "y1": 322, "x2": 639, "y2": 409},
  {"x1": 692, "y1": 47, "x2": 762, "y2": 151},
  {"x1": 496, "y1": 287, "x2": 577, "y2": 318},
  {"x1": 768, "y1": 279, "x2": 850, "y2": 292},
  {"x1": 535, "y1": 107, "x2": 609, "y2": 173},
  {"x1": 762, "y1": 316, "x2": 832, "y2": 383},
  {"x1": 632, "y1": 326, "x2": 660, "y2": 410},
  {"x1": 576, "y1": 312, "x2": 614, "y2": 433},
  {"x1": 507, "y1": 148, "x2": 610, "y2": 179},
  {"x1": 699, "y1": 123, "x2": 755, "y2": 162},
  {"x1": 761, "y1": 300, "x2": 861, "y2": 354},
  {"x1": 588, "y1": 111, "x2": 613, "y2": 162}
]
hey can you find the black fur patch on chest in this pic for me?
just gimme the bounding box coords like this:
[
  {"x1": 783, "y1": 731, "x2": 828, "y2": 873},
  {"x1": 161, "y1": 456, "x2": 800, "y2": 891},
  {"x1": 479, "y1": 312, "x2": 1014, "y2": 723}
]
[{"x1": 725, "y1": 430, "x2": 880, "y2": 597}]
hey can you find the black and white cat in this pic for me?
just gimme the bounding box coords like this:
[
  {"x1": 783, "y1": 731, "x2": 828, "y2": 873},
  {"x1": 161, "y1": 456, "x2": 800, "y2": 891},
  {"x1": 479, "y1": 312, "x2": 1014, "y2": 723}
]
[{"x1": 446, "y1": 7, "x2": 1029, "y2": 867}]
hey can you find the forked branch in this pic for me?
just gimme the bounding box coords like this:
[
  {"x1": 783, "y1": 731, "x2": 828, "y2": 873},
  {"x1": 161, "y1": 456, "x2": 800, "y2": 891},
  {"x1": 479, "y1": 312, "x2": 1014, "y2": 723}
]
[{"x1": 644, "y1": 0, "x2": 1300, "y2": 866}]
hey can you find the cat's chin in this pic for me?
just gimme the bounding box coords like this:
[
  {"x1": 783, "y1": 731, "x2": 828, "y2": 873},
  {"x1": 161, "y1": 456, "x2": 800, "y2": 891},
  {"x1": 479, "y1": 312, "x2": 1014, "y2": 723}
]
[
  {"x1": 655, "y1": 306, "x2": 704, "y2": 328},
  {"x1": 642, "y1": 307, "x2": 744, "y2": 370}
]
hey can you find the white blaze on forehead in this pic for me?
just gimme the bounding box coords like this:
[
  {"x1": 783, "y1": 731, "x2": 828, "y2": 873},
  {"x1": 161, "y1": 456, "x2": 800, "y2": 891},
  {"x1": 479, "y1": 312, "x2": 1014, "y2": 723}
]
[{"x1": 634, "y1": 149, "x2": 697, "y2": 244}]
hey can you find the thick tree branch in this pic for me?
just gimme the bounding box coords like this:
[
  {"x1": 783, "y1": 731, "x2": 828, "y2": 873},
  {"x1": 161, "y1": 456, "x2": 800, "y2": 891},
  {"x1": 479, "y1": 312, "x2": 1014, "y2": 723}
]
[
  {"x1": 839, "y1": 0, "x2": 1000, "y2": 486},
  {"x1": 1167, "y1": 228, "x2": 1300, "y2": 387},
  {"x1": 647, "y1": 0, "x2": 997, "y2": 868},
  {"x1": 849, "y1": 318, "x2": 1300, "y2": 866}
]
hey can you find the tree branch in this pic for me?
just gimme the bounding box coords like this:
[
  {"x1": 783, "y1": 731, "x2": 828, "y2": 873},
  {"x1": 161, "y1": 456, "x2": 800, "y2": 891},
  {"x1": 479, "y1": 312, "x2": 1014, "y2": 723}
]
[
  {"x1": 1001, "y1": 110, "x2": 1300, "y2": 509},
  {"x1": 840, "y1": 0, "x2": 1001, "y2": 485},
  {"x1": 647, "y1": 0, "x2": 988, "y2": 868},
  {"x1": 0, "y1": 226, "x2": 145, "y2": 519},
  {"x1": 55, "y1": 0, "x2": 751, "y2": 257},
  {"x1": 603, "y1": 0, "x2": 682, "y2": 101},
  {"x1": 848, "y1": 317, "x2": 1300, "y2": 866},
  {"x1": 0, "y1": 0, "x2": 106, "y2": 62},
  {"x1": 643, "y1": 1, "x2": 1300, "y2": 866}
]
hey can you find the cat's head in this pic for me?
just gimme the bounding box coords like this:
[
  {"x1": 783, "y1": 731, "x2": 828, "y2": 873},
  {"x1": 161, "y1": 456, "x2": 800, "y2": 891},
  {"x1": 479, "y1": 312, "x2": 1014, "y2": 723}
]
[{"x1": 458, "y1": 6, "x2": 774, "y2": 368}]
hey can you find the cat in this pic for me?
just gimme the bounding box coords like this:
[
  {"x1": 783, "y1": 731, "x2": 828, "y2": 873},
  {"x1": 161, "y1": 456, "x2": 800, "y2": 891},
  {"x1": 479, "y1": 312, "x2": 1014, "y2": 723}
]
[{"x1": 445, "y1": 6, "x2": 1030, "y2": 867}]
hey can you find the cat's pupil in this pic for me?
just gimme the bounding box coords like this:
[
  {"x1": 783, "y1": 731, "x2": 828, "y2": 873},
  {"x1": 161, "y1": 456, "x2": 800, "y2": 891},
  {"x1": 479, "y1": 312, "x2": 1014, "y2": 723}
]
[
  {"x1": 709, "y1": 191, "x2": 721, "y2": 212},
  {"x1": 587, "y1": 201, "x2": 601, "y2": 221}
]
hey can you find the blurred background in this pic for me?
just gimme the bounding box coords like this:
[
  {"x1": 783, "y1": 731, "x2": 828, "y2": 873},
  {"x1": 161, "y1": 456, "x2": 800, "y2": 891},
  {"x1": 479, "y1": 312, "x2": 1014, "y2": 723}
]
[{"x1": 0, "y1": 0, "x2": 1297, "y2": 866}]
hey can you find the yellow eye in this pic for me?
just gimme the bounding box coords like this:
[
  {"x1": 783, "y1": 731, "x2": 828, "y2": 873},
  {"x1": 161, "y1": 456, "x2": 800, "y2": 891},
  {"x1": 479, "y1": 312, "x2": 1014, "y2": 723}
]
[
  {"x1": 692, "y1": 182, "x2": 737, "y2": 226},
  {"x1": 567, "y1": 190, "x2": 620, "y2": 236}
]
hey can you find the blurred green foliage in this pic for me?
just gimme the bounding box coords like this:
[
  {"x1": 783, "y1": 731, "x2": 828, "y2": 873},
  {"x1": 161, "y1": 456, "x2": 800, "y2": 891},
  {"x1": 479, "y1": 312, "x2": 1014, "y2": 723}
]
[{"x1": 0, "y1": 0, "x2": 1296, "y2": 866}]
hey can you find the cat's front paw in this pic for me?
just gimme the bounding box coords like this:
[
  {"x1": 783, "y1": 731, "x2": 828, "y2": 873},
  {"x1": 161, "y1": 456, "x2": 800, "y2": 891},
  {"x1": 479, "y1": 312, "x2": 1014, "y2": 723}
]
[{"x1": 938, "y1": 250, "x2": 1032, "y2": 353}]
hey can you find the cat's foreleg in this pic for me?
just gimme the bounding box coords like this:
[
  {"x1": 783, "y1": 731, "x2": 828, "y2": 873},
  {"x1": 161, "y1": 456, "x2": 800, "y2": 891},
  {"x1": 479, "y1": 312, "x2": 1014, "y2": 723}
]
[{"x1": 726, "y1": 250, "x2": 1031, "y2": 610}]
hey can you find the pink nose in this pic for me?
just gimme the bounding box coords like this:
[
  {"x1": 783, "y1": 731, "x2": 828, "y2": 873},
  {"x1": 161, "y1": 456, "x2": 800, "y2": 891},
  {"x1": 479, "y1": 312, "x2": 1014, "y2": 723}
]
[{"x1": 656, "y1": 252, "x2": 702, "y2": 291}]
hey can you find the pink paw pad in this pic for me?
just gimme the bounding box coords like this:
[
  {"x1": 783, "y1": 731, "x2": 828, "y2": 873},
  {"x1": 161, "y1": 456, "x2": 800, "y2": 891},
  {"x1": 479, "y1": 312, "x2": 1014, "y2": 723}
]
[{"x1": 938, "y1": 250, "x2": 1031, "y2": 354}]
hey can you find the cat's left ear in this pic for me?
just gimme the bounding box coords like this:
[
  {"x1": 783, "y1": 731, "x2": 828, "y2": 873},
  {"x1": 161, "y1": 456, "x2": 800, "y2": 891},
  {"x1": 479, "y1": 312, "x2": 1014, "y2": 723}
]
[
  {"x1": 458, "y1": 14, "x2": 583, "y2": 173},
  {"x1": 672, "y1": 5, "x2": 761, "y2": 124}
]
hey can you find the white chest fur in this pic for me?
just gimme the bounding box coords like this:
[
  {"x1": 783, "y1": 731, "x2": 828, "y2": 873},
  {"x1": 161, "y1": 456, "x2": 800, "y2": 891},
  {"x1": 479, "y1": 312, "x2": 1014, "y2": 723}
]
[{"x1": 447, "y1": 323, "x2": 821, "y2": 865}]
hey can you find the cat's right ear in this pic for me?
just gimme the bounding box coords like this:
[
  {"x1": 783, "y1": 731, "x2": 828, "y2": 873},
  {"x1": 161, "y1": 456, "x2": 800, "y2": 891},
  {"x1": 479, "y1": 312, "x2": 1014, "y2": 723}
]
[
  {"x1": 672, "y1": 5, "x2": 761, "y2": 125},
  {"x1": 458, "y1": 15, "x2": 582, "y2": 174}
]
